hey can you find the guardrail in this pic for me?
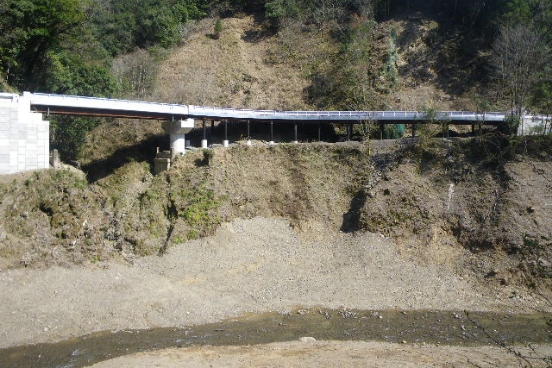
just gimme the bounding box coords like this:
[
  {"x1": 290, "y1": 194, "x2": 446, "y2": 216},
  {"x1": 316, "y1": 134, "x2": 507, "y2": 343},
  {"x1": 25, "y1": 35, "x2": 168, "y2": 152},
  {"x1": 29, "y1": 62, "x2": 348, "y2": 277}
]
[{"x1": 188, "y1": 105, "x2": 506, "y2": 123}]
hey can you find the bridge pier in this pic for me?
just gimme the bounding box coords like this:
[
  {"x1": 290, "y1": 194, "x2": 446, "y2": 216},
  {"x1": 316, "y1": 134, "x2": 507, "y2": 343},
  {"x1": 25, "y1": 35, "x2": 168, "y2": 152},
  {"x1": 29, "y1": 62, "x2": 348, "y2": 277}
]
[
  {"x1": 247, "y1": 121, "x2": 252, "y2": 146},
  {"x1": 223, "y1": 121, "x2": 229, "y2": 147},
  {"x1": 270, "y1": 121, "x2": 274, "y2": 145},
  {"x1": 318, "y1": 123, "x2": 321, "y2": 142},
  {"x1": 201, "y1": 120, "x2": 208, "y2": 148},
  {"x1": 294, "y1": 123, "x2": 298, "y2": 144},
  {"x1": 210, "y1": 120, "x2": 214, "y2": 142},
  {"x1": 167, "y1": 119, "x2": 194, "y2": 157}
]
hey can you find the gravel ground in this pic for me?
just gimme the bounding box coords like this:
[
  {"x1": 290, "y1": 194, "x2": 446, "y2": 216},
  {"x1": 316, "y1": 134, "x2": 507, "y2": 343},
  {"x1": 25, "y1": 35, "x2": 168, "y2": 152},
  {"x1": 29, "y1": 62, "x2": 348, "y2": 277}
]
[
  {"x1": 0, "y1": 217, "x2": 542, "y2": 350},
  {"x1": 90, "y1": 340, "x2": 552, "y2": 368}
]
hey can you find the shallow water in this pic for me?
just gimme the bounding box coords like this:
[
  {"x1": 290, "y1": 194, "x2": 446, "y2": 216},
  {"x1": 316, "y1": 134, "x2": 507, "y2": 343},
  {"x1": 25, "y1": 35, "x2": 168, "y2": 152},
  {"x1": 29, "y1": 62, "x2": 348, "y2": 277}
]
[{"x1": 1, "y1": 309, "x2": 551, "y2": 368}]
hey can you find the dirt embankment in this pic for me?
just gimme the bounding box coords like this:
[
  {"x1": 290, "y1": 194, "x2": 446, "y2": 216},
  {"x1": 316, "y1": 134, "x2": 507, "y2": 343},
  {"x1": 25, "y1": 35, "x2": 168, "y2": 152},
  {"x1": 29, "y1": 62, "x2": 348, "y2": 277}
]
[{"x1": 1, "y1": 139, "x2": 551, "y2": 286}]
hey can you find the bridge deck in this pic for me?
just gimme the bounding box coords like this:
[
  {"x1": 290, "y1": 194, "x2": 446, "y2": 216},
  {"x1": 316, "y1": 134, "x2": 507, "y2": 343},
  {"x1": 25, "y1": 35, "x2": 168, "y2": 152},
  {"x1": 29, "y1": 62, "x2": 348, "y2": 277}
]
[{"x1": 28, "y1": 92, "x2": 506, "y2": 124}]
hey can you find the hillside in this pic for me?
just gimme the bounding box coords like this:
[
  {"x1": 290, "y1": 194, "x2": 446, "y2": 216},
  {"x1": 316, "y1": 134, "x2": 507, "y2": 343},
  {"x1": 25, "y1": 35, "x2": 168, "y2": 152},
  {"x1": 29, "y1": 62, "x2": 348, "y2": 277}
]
[
  {"x1": 1, "y1": 7, "x2": 552, "y2": 367},
  {"x1": 1, "y1": 10, "x2": 551, "y2": 287},
  {"x1": 150, "y1": 13, "x2": 479, "y2": 111},
  {"x1": 1, "y1": 138, "x2": 551, "y2": 286}
]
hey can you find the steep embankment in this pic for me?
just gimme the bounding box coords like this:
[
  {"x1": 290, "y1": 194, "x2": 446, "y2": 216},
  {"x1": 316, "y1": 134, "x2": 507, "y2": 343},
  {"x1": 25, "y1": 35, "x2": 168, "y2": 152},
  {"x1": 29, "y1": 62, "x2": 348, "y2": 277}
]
[{"x1": 0, "y1": 139, "x2": 550, "y2": 290}]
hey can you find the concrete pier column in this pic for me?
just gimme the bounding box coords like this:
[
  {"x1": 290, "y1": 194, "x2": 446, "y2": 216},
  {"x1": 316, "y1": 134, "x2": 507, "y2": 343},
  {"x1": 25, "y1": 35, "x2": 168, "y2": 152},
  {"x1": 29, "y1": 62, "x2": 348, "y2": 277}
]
[
  {"x1": 166, "y1": 118, "x2": 194, "y2": 156},
  {"x1": 210, "y1": 120, "x2": 215, "y2": 142},
  {"x1": 379, "y1": 122, "x2": 384, "y2": 140},
  {"x1": 170, "y1": 130, "x2": 185, "y2": 155},
  {"x1": 246, "y1": 121, "x2": 252, "y2": 146},
  {"x1": 269, "y1": 121, "x2": 274, "y2": 145},
  {"x1": 293, "y1": 123, "x2": 298, "y2": 144},
  {"x1": 318, "y1": 123, "x2": 321, "y2": 142},
  {"x1": 201, "y1": 120, "x2": 208, "y2": 148},
  {"x1": 223, "y1": 121, "x2": 229, "y2": 147}
]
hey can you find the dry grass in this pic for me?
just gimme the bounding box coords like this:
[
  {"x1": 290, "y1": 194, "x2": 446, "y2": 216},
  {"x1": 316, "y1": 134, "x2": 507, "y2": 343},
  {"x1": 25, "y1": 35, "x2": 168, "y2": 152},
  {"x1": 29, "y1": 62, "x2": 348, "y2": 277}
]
[{"x1": 151, "y1": 15, "x2": 336, "y2": 110}]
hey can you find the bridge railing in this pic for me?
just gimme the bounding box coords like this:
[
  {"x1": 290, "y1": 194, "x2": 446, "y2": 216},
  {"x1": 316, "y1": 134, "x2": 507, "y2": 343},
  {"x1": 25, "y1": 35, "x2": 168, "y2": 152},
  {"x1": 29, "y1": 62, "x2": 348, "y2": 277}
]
[{"x1": 188, "y1": 105, "x2": 506, "y2": 122}]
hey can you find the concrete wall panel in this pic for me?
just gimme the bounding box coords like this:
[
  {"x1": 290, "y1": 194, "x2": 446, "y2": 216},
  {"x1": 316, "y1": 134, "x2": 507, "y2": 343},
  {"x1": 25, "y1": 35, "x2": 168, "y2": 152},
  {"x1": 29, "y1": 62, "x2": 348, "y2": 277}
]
[{"x1": 0, "y1": 95, "x2": 50, "y2": 174}]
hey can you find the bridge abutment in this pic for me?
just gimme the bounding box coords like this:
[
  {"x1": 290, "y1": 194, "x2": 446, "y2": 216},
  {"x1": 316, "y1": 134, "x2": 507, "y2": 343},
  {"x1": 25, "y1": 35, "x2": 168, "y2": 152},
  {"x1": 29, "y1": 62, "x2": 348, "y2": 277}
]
[{"x1": 0, "y1": 93, "x2": 49, "y2": 174}]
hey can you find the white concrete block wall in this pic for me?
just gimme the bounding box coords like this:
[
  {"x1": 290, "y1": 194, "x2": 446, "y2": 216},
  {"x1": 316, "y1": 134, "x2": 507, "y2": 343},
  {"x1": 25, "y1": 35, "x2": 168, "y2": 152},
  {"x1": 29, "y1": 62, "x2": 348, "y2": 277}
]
[{"x1": 0, "y1": 95, "x2": 50, "y2": 174}]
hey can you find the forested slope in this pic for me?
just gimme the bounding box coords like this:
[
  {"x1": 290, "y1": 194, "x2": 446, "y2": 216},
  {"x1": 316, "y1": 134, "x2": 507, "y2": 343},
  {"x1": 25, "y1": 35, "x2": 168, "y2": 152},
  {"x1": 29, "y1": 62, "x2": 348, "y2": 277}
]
[{"x1": 1, "y1": 0, "x2": 551, "y2": 160}]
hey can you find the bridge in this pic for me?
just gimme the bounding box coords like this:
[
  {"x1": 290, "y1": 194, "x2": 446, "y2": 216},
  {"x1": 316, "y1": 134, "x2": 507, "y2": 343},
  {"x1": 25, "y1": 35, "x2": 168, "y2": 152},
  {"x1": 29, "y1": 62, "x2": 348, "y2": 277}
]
[
  {"x1": 27, "y1": 92, "x2": 506, "y2": 123},
  {"x1": 0, "y1": 91, "x2": 546, "y2": 175}
]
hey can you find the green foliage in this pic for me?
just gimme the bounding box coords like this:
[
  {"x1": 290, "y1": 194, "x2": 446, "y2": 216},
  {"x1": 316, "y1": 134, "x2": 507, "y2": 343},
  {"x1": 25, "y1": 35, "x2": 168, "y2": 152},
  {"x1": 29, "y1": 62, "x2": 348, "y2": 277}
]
[
  {"x1": 214, "y1": 17, "x2": 223, "y2": 39},
  {"x1": 502, "y1": 0, "x2": 552, "y2": 37},
  {"x1": 44, "y1": 52, "x2": 117, "y2": 96},
  {"x1": 180, "y1": 189, "x2": 218, "y2": 227},
  {"x1": 306, "y1": 20, "x2": 380, "y2": 110},
  {"x1": 383, "y1": 124, "x2": 405, "y2": 139},
  {"x1": 532, "y1": 81, "x2": 552, "y2": 116},
  {"x1": 504, "y1": 0, "x2": 534, "y2": 24},
  {"x1": 87, "y1": 0, "x2": 210, "y2": 56},
  {"x1": 41, "y1": 50, "x2": 117, "y2": 161},
  {"x1": 0, "y1": 0, "x2": 85, "y2": 90},
  {"x1": 173, "y1": 184, "x2": 221, "y2": 240},
  {"x1": 500, "y1": 114, "x2": 521, "y2": 136},
  {"x1": 266, "y1": 0, "x2": 301, "y2": 20},
  {"x1": 50, "y1": 116, "x2": 105, "y2": 161}
]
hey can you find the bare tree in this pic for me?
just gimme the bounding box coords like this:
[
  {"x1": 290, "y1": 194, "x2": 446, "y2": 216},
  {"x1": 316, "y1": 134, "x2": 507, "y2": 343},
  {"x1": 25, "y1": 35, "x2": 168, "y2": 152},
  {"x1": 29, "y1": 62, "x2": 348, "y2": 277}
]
[{"x1": 490, "y1": 24, "x2": 550, "y2": 120}]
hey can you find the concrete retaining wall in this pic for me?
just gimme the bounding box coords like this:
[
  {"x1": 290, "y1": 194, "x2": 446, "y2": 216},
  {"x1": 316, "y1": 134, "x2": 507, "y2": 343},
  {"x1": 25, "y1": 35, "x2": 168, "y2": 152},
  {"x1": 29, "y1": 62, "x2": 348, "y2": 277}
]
[{"x1": 0, "y1": 94, "x2": 49, "y2": 174}]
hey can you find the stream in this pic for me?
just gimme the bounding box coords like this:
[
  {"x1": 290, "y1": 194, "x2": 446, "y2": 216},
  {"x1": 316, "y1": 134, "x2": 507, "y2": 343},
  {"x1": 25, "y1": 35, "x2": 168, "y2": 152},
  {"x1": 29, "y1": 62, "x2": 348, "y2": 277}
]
[{"x1": 1, "y1": 308, "x2": 551, "y2": 367}]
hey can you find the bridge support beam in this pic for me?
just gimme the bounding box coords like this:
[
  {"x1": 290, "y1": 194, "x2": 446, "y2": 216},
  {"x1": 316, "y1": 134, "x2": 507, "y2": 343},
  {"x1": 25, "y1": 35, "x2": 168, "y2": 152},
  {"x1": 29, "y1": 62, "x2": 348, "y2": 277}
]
[
  {"x1": 294, "y1": 123, "x2": 298, "y2": 144},
  {"x1": 269, "y1": 121, "x2": 274, "y2": 145},
  {"x1": 166, "y1": 118, "x2": 194, "y2": 157}
]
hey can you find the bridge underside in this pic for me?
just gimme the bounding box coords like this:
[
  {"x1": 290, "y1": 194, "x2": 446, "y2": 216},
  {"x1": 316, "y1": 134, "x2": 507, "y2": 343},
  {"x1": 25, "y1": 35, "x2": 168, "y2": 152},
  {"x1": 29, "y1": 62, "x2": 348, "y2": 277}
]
[{"x1": 30, "y1": 105, "x2": 186, "y2": 121}]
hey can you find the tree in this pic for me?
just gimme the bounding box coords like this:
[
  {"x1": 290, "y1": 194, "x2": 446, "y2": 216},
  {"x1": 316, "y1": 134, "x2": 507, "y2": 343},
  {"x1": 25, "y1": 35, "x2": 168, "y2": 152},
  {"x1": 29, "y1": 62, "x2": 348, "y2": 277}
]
[
  {"x1": 0, "y1": 0, "x2": 85, "y2": 90},
  {"x1": 490, "y1": 24, "x2": 550, "y2": 124},
  {"x1": 213, "y1": 18, "x2": 223, "y2": 39}
]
